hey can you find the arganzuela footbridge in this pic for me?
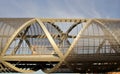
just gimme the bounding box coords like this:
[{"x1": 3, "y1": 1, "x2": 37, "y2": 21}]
[{"x1": 0, "y1": 18, "x2": 120, "y2": 73}]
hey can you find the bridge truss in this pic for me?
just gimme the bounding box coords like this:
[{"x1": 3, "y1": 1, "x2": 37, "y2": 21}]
[{"x1": 0, "y1": 18, "x2": 120, "y2": 73}]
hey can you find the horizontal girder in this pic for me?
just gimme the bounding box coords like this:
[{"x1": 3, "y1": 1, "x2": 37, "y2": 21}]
[{"x1": 1, "y1": 55, "x2": 60, "y2": 62}]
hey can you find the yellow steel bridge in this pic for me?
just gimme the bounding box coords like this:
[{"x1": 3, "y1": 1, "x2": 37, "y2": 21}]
[{"x1": 0, "y1": 18, "x2": 120, "y2": 73}]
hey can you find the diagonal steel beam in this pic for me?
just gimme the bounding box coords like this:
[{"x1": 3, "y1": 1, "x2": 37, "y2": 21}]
[
  {"x1": 47, "y1": 22, "x2": 76, "y2": 71},
  {"x1": 11, "y1": 26, "x2": 30, "y2": 55},
  {"x1": 36, "y1": 18, "x2": 64, "y2": 58},
  {"x1": 94, "y1": 19, "x2": 120, "y2": 53},
  {"x1": 2, "y1": 19, "x2": 35, "y2": 56},
  {"x1": 63, "y1": 20, "x2": 92, "y2": 72},
  {"x1": 94, "y1": 19, "x2": 120, "y2": 45},
  {"x1": 64, "y1": 19, "x2": 92, "y2": 59},
  {"x1": 96, "y1": 39, "x2": 106, "y2": 53},
  {"x1": 44, "y1": 20, "x2": 92, "y2": 73}
]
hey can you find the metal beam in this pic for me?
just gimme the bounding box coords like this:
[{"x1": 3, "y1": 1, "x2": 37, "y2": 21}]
[
  {"x1": 63, "y1": 20, "x2": 93, "y2": 72},
  {"x1": 0, "y1": 18, "x2": 120, "y2": 73},
  {"x1": 11, "y1": 39, "x2": 23, "y2": 55},
  {"x1": 2, "y1": 19, "x2": 36, "y2": 56},
  {"x1": 94, "y1": 19, "x2": 120, "y2": 53},
  {"x1": 66, "y1": 21, "x2": 81, "y2": 34},
  {"x1": 64, "y1": 20, "x2": 92, "y2": 59},
  {"x1": 96, "y1": 39, "x2": 106, "y2": 53},
  {"x1": 94, "y1": 19, "x2": 120, "y2": 45},
  {"x1": 2, "y1": 55, "x2": 60, "y2": 62},
  {"x1": 16, "y1": 35, "x2": 106, "y2": 39},
  {"x1": 0, "y1": 18, "x2": 120, "y2": 23},
  {"x1": 36, "y1": 18, "x2": 64, "y2": 58},
  {"x1": 11, "y1": 26, "x2": 30, "y2": 55},
  {"x1": 44, "y1": 20, "x2": 93, "y2": 73}
]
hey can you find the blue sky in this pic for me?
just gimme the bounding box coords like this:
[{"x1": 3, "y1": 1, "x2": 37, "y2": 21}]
[
  {"x1": 0, "y1": 0, "x2": 120, "y2": 74},
  {"x1": 0, "y1": 0, "x2": 120, "y2": 18}
]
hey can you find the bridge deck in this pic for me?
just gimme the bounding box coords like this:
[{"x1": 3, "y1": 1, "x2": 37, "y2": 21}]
[
  {"x1": 2, "y1": 55, "x2": 60, "y2": 62},
  {"x1": 67, "y1": 53, "x2": 120, "y2": 62},
  {"x1": 2, "y1": 53, "x2": 120, "y2": 62}
]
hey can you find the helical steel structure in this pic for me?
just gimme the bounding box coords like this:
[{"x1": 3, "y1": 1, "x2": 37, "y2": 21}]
[{"x1": 0, "y1": 18, "x2": 120, "y2": 73}]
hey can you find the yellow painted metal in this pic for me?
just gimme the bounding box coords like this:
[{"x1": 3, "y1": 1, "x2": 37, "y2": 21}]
[
  {"x1": 0, "y1": 18, "x2": 120, "y2": 73},
  {"x1": 36, "y1": 18, "x2": 64, "y2": 58},
  {"x1": 1, "y1": 19, "x2": 36, "y2": 56},
  {"x1": 2, "y1": 55, "x2": 60, "y2": 61}
]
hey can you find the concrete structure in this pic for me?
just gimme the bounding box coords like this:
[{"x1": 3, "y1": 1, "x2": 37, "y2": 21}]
[{"x1": 0, "y1": 18, "x2": 120, "y2": 73}]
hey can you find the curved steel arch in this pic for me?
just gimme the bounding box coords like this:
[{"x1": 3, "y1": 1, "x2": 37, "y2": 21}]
[
  {"x1": 44, "y1": 19, "x2": 92, "y2": 73},
  {"x1": 1, "y1": 18, "x2": 69, "y2": 73},
  {"x1": 1, "y1": 19, "x2": 36, "y2": 72},
  {"x1": 94, "y1": 19, "x2": 120, "y2": 53},
  {"x1": 66, "y1": 21, "x2": 81, "y2": 34},
  {"x1": 1, "y1": 18, "x2": 63, "y2": 73},
  {"x1": 0, "y1": 18, "x2": 120, "y2": 73},
  {"x1": 1, "y1": 19, "x2": 36, "y2": 56}
]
